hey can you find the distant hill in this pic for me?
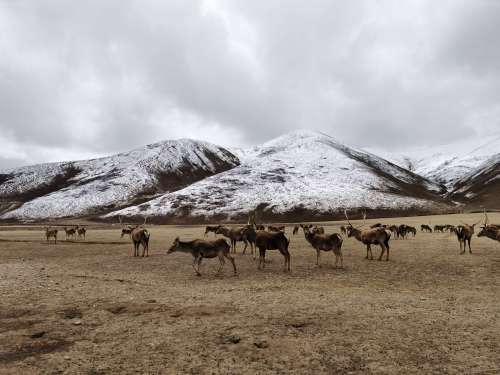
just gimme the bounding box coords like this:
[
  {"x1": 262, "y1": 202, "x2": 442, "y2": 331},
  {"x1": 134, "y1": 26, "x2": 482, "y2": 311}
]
[{"x1": 0, "y1": 139, "x2": 239, "y2": 220}]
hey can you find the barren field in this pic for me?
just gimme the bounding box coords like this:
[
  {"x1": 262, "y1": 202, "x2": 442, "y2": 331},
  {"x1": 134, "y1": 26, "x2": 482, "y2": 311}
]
[{"x1": 1, "y1": 213, "x2": 500, "y2": 374}]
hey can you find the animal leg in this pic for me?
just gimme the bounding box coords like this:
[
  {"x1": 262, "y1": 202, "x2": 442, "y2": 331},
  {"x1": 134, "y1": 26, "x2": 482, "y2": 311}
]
[
  {"x1": 258, "y1": 248, "x2": 265, "y2": 269},
  {"x1": 316, "y1": 249, "x2": 321, "y2": 267},
  {"x1": 468, "y1": 239, "x2": 472, "y2": 254},
  {"x1": 216, "y1": 254, "x2": 225, "y2": 274},
  {"x1": 377, "y1": 244, "x2": 385, "y2": 261},
  {"x1": 196, "y1": 256, "x2": 203, "y2": 276},
  {"x1": 224, "y1": 252, "x2": 238, "y2": 275},
  {"x1": 242, "y1": 239, "x2": 248, "y2": 254}
]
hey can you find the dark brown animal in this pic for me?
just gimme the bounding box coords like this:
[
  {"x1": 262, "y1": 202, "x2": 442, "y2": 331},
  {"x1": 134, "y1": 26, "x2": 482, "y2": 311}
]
[
  {"x1": 292, "y1": 225, "x2": 300, "y2": 235},
  {"x1": 303, "y1": 226, "x2": 343, "y2": 267},
  {"x1": 434, "y1": 225, "x2": 445, "y2": 233},
  {"x1": 45, "y1": 228, "x2": 58, "y2": 244},
  {"x1": 345, "y1": 210, "x2": 391, "y2": 261},
  {"x1": 255, "y1": 230, "x2": 291, "y2": 272},
  {"x1": 167, "y1": 237, "x2": 237, "y2": 276},
  {"x1": 121, "y1": 227, "x2": 132, "y2": 238},
  {"x1": 421, "y1": 224, "x2": 432, "y2": 233},
  {"x1": 311, "y1": 225, "x2": 325, "y2": 235},
  {"x1": 204, "y1": 225, "x2": 220, "y2": 236},
  {"x1": 405, "y1": 226, "x2": 416, "y2": 237},
  {"x1": 455, "y1": 219, "x2": 480, "y2": 254},
  {"x1": 340, "y1": 225, "x2": 347, "y2": 235},
  {"x1": 131, "y1": 227, "x2": 150, "y2": 257},
  {"x1": 267, "y1": 225, "x2": 286, "y2": 232}
]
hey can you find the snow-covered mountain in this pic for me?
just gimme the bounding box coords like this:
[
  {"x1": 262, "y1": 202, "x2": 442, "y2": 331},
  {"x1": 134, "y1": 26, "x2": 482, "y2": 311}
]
[
  {"x1": 105, "y1": 131, "x2": 449, "y2": 222},
  {"x1": 449, "y1": 153, "x2": 500, "y2": 208},
  {"x1": 369, "y1": 134, "x2": 500, "y2": 188},
  {"x1": 0, "y1": 140, "x2": 239, "y2": 219}
]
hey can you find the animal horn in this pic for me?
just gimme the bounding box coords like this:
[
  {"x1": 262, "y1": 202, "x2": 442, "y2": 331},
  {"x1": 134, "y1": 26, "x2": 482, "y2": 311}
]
[{"x1": 343, "y1": 209, "x2": 352, "y2": 226}]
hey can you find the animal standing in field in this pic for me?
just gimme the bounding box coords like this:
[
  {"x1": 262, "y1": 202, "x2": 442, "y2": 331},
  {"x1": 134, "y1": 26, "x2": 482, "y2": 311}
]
[
  {"x1": 44, "y1": 228, "x2": 58, "y2": 244},
  {"x1": 76, "y1": 226, "x2": 86, "y2": 240},
  {"x1": 405, "y1": 226, "x2": 417, "y2": 237},
  {"x1": 302, "y1": 226, "x2": 343, "y2": 267},
  {"x1": 64, "y1": 227, "x2": 77, "y2": 240},
  {"x1": 340, "y1": 225, "x2": 347, "y2": 235},
  {"x1": 444, "y1": 224, "x2": 456, "y2": 233},
  {"x1": 167, "y1": 237, "x2": 237, "y2": 276},
  {"x1": 121, "y1": 227, "x2": 133, "y2": 238},
  {"x1": 454, "y1": 219, "x2": 481, "y2": 254},
  {"x1": 292, "y1": 225, "x2": 300, "y2": 235},
  {"x1": 215, "y1": 226, "x2": 250, "y2": 254},
  {"x1": 345, "y1": 210, "x2": 392, "y2": 261},
  {"x1": 476, "y1": 211, "x2": 500, "y2": 243},
  {"x1": 388, "y1": 225, "x2": 399, "y2": 237},
  {"x1": 434, "y1": 225, "x2": 445, "y2": 233},
  {"x1": 255, "y1": 230, "x2": 291, "y2": 272},
  {"x1": 204, "y1": 225, "x2": 220, "y2": 237},
  {"x1": 421, "y1": 224, "x2": 432, "y2": 233},
  {"x1": 131, "y1": 226, "x2": 150, "y2": 257}
]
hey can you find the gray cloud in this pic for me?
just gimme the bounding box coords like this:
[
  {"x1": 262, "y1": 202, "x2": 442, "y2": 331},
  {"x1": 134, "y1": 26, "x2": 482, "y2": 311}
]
[{"x1": 0, "y1": 0, "x2": 499, "y2": 168}]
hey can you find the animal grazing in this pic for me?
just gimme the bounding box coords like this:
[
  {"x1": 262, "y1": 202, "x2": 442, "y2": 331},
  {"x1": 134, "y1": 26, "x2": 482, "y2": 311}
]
[
  {"x1": 131, "y1": 226, "x2": 150, "y2": 257},
  {"x1": 444, "y1": 224, "x2": 456, "y2": 233},
  {"x1": 255, "y1": 230, "x2": 291, "y2": 272},
  {"x1": 397, "y1": 224, "x2": 409, "y2": 239},
  {"x1": 345, "y1": 210, "x2": 391, "y2": 261},
  {"x1": 204, "y1": 225, "x2": 220, "y2": 236},
  {"x1": 302, "y1": 226, "x2": 343, "y2": 267},
  {"x1": 421, "y1": 224, "x2": 432, "y2": 233},
  {"x1": 121, "y1": 227, "x2": 133, "y2": 238},
  {"x1": 45, "y1": 228, "x2": 58, "y2": 244},
  {"x1": 405, "y1": 226, "x2": 416, "y2": 237},
  {"x1": 433, "y1": 225, "x2": 445, "y2": 233},
  {"x1": 167, "y1": 237, "x2": 237, "y2": 276}
]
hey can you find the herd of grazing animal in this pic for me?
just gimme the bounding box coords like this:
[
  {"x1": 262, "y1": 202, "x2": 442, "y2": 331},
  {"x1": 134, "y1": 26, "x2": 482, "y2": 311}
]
[{"x1": 40, "y1": 210, "x2": 499, "y2": 277}]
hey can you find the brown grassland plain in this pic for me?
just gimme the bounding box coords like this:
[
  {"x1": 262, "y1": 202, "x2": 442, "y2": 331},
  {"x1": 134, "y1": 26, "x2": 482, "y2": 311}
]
[{"x1": 0, "y1": 213, "x2": 499, "y2": 374}]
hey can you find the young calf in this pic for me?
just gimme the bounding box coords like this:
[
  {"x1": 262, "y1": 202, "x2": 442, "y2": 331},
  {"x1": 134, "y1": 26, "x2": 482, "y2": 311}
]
[
  {"x1": 167, "y1": 237, "x2": 237, "y2": 276},
  {"x1": 303, "y1": 226, "x2": 343, "y2": 267},
  {"x1": 255, "y1": 231, "x2": 291, "y2": 272}
]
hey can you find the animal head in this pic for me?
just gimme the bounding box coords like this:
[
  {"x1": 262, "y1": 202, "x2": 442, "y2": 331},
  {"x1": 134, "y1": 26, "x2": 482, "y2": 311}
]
[
  {"x1": 346, "y1": 225, "x2": 358, "y2": 238},
  {"x1": 167, "y1": 237, "x2": 180, "y2": 254}
]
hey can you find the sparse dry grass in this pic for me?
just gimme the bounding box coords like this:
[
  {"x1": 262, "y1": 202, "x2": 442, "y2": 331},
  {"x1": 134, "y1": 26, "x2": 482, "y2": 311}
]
[{"x1": 1, "y1": 213, "x2": 500, "y2": 374}]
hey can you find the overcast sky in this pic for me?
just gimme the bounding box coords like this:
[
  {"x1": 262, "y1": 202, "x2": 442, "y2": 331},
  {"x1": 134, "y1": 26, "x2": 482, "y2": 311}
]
[{"x1": 1, "y1": 0, "x2": 499, "y2": 168}]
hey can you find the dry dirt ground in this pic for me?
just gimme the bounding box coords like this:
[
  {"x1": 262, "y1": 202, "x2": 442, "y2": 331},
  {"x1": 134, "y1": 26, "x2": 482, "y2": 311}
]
[{"x1": 1, "y1": 213, "x2": 500, "y2": 374}]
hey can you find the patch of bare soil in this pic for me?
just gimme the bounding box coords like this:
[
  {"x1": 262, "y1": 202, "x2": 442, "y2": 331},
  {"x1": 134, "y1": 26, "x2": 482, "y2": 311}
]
[{"x1": 1, "y1": 213, "x2": 500, "y2": 374}]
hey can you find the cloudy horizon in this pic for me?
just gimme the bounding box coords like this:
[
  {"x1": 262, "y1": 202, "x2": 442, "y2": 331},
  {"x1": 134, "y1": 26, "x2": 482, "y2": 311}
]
[{"x1": 1, "y1": 0, "x2": 500, "y2": 168}]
